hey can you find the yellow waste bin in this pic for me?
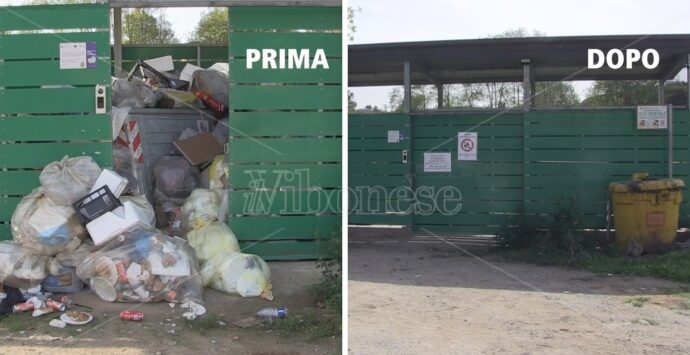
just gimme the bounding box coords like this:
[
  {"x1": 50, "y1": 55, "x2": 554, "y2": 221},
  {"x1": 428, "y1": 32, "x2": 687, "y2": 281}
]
[{"x1": 609, "y1": 173, "x2": 684, "y2": 255}]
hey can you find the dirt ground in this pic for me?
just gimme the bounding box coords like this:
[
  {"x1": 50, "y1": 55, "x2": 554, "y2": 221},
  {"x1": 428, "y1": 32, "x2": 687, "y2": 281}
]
[
  {"x1": 349, "y1": 240, "x2": 690, "y2": 355},
  {"x1": 0, "y1": 261, "x2": 340, "y2": 355}
]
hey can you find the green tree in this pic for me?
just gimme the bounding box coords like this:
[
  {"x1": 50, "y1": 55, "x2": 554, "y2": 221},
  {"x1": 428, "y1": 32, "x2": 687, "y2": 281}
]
[
  {"x1": 190, "y1": 9, "x2": 228, "y2": 45},
  {"x1": 348, "y1": 7, "x2": 361, "y2": 42},
  {"x1": 123, "y1": 9, "x2": 178, "y2": 45},
  {"x1": 582, "y1": 80, "x2": 688, "y2": 107}
]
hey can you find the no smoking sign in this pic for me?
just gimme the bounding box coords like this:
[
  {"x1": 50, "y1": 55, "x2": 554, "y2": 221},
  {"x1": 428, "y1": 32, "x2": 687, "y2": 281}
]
[{"x1": 457, "y1": 132, "x2": 477, "y2": 161}]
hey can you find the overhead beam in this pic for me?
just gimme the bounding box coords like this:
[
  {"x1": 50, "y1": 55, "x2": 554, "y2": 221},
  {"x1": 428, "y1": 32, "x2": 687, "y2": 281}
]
[
  {"x1": 659, "y1": 54, "x2": 689, "y2": 81},
  {"x1": 415, "y1": 63, "x2": 443, "y2": 86},
  {"x1": 109, "y1": 0, "x2": 340, "y2": 7}
]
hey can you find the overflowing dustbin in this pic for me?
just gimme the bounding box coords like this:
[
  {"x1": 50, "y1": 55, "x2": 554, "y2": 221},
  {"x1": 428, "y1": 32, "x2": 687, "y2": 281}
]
[{"x1": 609, "y1": 173, "x2": 685, "y2": 255}]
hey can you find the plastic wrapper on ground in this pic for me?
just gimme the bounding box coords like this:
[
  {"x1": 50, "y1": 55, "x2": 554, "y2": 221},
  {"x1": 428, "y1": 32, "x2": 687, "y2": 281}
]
[
  {"x1": 187, "y1": 222, "x2": 240, "y2": 262},
  {"x1": 39, "y1": 156, "x2": 102, "y2": 205},
  {"x1": 0, "y1": 241, "x2": 48, "y2": 289},
  {"x1": 76, "y1": 229, "x2": 203, "y2": 304},
  {"x1": 11, "y1": 188, "x2": 86, "y2": 255},
  {"x1": 200, "y1": 251, "x2": 273, "y2": 300}
]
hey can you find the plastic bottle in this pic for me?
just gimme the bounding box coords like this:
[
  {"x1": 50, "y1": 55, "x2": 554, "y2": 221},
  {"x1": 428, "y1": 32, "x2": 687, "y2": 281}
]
[{"x1": 256, "y1": 307, "x2": 288, "y2": 319}]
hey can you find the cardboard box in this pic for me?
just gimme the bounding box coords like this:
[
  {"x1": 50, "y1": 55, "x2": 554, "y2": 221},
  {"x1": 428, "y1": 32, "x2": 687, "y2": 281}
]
[
  {"x1": 180, "y1": 63, "x2": 203, "y2": 83},
  {"x1": 173, "y1": 132, "x2": 224, "y2": 166}
]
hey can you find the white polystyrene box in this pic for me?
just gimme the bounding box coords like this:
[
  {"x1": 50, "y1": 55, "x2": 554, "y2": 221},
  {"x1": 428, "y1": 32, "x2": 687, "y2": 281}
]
[
  {"x1": 86, "y1": 201, "x2": 151, "y2": 246},
  {"x1": 90, "y1": 169, "x2": 128, "y2": 198}
]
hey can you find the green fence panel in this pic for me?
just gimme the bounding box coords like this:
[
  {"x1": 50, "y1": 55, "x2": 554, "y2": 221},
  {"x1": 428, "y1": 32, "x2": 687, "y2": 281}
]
[
  {"x1": 228, "y1": 6, "x2": 342, "y2": 260},
  {"x1": 0, "y1": 3, "x2": 111, "y2": 241},
  {"x1": 348, "y1": 113, "x2": 413, "y2": 225}
]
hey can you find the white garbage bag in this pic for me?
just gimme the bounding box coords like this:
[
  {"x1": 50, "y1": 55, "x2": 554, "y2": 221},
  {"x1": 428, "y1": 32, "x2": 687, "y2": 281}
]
[
  {"x1": 11, "y1": 188, "x2": 86, "y2": 255},
  {"x1": 200, "y1": 251, "x2": 273, "y2": 300},
  {"x1": 0, "y1": 241, "x2": 48, "y2": 289},
  {"x1": 181, "y1": 189, "x2": 223, "y2": 228},
  {"x1": 186, "y1": 222, "x2": 240, "y2": 262},
  {"x1": 39, "y1": 156, "x2": 102, "y2": 205}
]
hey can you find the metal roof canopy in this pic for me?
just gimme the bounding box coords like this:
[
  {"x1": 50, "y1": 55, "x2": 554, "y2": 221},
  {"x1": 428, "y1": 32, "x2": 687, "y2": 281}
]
[
  {"x1": 109, "y1": 0, "x2": 340, "y2": 7},
  {"x1": 349, "y1": 35, "x2": 690, "y2": 87}
]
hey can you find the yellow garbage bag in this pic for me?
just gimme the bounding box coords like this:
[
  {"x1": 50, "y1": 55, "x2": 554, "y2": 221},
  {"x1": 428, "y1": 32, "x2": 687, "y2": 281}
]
[{"x1": 200, "y1": 251, "x2": 273, "y2": 300}]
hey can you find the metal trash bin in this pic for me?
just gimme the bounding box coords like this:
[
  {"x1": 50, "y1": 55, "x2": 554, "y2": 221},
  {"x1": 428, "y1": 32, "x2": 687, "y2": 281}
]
[{"x1": 609, "y1": 173, "x2": 684, "y2": 255}]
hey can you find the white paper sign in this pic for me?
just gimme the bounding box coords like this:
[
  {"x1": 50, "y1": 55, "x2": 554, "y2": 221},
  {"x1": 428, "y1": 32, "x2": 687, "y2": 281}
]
[
  {"x1": 424, "y1": 152, "x2": 451, "y2": 172},
  {"x1": 637, "y1": 105, "x2": 668, "y2": 129},
  {"x1": 458, "y1": 132, "x2": 478, "y2": 161},
  {"x1": 387, "y1": 130, "x2": 400, "y2": 143},
  {"x1": 60, "y1": 42, "x2": 87, "y2": 69}
]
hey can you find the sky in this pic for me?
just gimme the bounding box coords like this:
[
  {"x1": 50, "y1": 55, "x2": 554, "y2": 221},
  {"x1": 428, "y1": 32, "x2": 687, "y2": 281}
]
[{"x1": 349, "y1": 0, "x2": 690, "y2": 109}]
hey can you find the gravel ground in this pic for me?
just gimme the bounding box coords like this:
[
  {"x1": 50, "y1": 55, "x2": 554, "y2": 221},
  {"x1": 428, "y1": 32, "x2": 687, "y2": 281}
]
[{"x1": 349, "y1": 240, "x2": 690, "y2": 355}]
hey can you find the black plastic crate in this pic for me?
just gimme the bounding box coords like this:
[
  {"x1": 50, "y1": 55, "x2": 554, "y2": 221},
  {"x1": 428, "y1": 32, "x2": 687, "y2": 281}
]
[{"x1": 72, "y1": 185, "x2": 122, "y2": 224}]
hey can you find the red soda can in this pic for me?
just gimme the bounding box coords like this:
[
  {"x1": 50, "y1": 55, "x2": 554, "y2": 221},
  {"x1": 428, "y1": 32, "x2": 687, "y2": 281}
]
[
  {"x1": 46, "y1": 299, "x2": 66, "y2": 312},
  {"x1": 115, "y1": 261, "x2": 129, "y2": 283},
  {"x1": 13, "y1": 301, "x2": 35, "y2": 313},
  {"x1": 120, "y1": 310, "x2": 144, "y2": 321}
]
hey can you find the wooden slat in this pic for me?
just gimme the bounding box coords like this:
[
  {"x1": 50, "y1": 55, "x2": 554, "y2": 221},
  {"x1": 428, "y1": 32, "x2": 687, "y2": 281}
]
[
  {"x1": 0, "y1": 87, "x2": 111, "y2": 114},
  {"x1": 0, "y1": 32, "x2": 110, "y2": 60},
  {"x1": 229, "y1": 32, "x2": 342, "y2": 58},
  {"x1": 229, "y1": 163, "x2": 341, "y2": 189},
  {"x1": 240, "y1": 240, "x2": 324, "y2": 261},
  {"x1": 229, "y1": 85, "x2": 341, "y2": 110},
  {"x1": 228, "y1": 138, "x2": 341, "y2": 162},
  {"x1": 0, "y1": 60, "x2": 110, "y2": 87},
  {"x1": 229, "y1": 112, "x2": 341, "y2": 136},
  {"x1": 0, "y1": 197, "x2": 22, "y2": 221},
  {"x1": 0, "y1": 143, "x2": 112, "y2": 169},
  {"x1": 230, "y1": 58, "x2": 341, "y2": 84},
  {"x1": 229, "y1": 189, "x2": 340, "y2": 215},
  {"x1": 0, "y1": 115, "x2": 110, "y2": 141},
  {"x1": 230, "y1": 215, "x2": 340, "y2": 240},
  {"x1": 229, "y1": 7, "x2": 341, "y2": 30}
]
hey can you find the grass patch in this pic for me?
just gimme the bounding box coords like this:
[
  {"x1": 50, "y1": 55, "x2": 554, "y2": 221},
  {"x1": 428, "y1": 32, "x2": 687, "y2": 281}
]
[
  {"x1": 583, "y1": 249, "x2": 690, "y2": 283},
  {"x1": 0, "y1": 314, "x2": 40, "y2": 333},
  {"x1": 184, "y1": 314, "x2": 224, "y2": 335},
  {"x1": 625, "y1": 296, "x2": 650, "y2": 307},
  {"x1": 267, "y1": 311, "x2": 340, "y2": 341},
  {"x1": 498, "y1": 248, "x2": 690, "y2": 284}
]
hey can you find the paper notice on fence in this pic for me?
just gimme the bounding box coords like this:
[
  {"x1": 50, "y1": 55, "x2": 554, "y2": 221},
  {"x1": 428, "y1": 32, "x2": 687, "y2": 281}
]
[
  {"x1": 387, "y1": 130, "x2": 400, "y2": 143},
  {"x1": 423, "y1": 152, "x2": 451, "y2": 172},
  {"x1": 60, "y1": 43, "x2": 87, "y2": 69},
  {"x1": 458, "y1": 132, "x2": 477, "y2": 161},
  {"x1": 637, "y1": 106, "x2": 667, "y2": 129}
]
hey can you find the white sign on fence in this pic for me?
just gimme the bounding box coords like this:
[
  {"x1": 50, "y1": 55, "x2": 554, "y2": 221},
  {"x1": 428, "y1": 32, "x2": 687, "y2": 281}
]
[
  {"x1": 387, "y1": 130, "x2": 400, "y2": 143},
  {"x1": 637, "y1": 105, "x2": 668, "y2": 130},
  {"x1": 457, "y1": 132, "x2": 478, "y2": 161},
  {"x1": 423, "y1": 152, "x2": 451, "y2": 172}
]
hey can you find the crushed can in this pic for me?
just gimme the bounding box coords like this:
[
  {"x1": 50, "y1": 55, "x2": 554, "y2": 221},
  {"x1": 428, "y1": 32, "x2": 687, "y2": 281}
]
[
  {"x1": 56, "y1": 295, "x2": 74, "y2": 308},
  {"x1": 46, "y1": 299, "x2": 66, "y2": 312},
  {"x1": 13, "y1": 301, "x2": 35, "y2": 313},
  {"x1": 115, "y1": 261, "x2": 129, "y2": 283},
  {"x1": 120, "y1": 310, "x2": 144, "y2": 321}
]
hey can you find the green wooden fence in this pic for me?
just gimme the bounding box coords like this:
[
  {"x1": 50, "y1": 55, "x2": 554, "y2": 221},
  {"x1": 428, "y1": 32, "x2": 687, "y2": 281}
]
[
  {"x1": 349, "y1": 109, "x2": 690, "y2": 235},
  {"x1": 227, "y1": 7, "x2": 342, "y2": 260},
  {"x1": 0, "y1": 3, "x2": 113, "y2": 240}
]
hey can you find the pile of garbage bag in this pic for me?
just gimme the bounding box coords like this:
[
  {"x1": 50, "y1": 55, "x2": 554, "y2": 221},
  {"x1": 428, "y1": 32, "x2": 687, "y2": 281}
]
[
  {"x1": 180, "y1": 188, "x2": 272, "y2": 300},
  {"x1": 76, "y1": 228, "x2": 203, "y2": 305}
]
